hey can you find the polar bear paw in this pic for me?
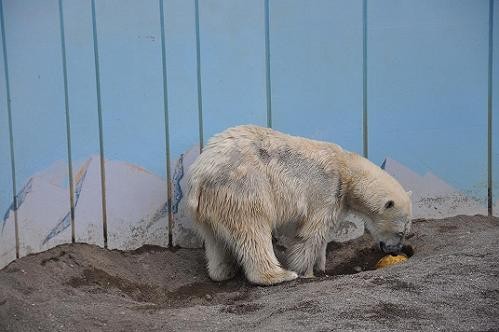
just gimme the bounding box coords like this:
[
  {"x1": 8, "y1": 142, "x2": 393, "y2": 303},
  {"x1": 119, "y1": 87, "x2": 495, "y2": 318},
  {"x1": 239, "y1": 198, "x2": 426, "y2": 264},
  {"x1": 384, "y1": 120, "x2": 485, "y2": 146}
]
[
  {"x1": 208, "y1": 262, "x2": 238, "y2": 282},
  {"x1": 248, "y1": 268, "x2": 298, "y2": 286}
]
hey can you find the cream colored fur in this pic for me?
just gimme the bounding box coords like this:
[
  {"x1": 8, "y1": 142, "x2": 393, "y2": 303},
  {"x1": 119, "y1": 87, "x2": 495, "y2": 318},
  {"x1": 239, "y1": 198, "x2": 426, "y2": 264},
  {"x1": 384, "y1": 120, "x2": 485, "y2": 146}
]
[{"x1": 186, "y1": 125, "x2": 412, "y2": 285}]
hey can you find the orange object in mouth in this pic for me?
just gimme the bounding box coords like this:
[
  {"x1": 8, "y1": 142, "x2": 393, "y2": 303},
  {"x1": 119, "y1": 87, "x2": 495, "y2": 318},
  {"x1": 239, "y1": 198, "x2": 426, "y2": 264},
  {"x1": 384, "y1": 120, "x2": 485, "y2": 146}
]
[{"x1": 375, "y1": 254, "x2": 408, "y2": 269}]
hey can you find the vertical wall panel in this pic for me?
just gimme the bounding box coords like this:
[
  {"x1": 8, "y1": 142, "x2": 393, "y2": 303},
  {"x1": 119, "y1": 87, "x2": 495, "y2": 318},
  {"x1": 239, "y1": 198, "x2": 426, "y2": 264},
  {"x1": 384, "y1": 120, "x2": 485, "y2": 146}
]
[
  {"x1": 270, "y1": 0, "x2": 363, "y2": 153},
  {"x1": 5, "y1": 0, "x2": 71, "y2": 256},
  {"x1": 164, "y1": 0, "x2": 202, "y2": 247},
  {"x1": 493, "y1": 0, "x2": 498, "y2": 217},
  {"x1": 269, "y1": 0, "x2": 366, "y2": 243},
  {"x1": 0, "y1": 107, "x2": 15, "y2": 268},
  {"x1": 95, "y1": 0, "x2": 168, "y2": 249},
  {"x1": 0, "y1": 11, "x2": 15, "y2": 267},
  {"x1": 199, "y1": 0, "x2": 268, "y2": 141},
  {"x1": 63, "y1": 0, "x2": 103, "y2": 245},
  {"x1": 369, "y1": 0, "x2": 489, "y2": 218}
]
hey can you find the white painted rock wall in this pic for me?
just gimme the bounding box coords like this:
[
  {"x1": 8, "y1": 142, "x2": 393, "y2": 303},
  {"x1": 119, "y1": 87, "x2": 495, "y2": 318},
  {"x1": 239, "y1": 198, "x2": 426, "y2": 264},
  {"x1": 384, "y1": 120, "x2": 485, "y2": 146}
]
[
  {"x1": 171, "y1": 145, "x2": 202, "y2": 248},
  {"x1": 0, "y1": 211, "x2": 17, "y2": 269},
  {"x1": 11, "y1": 175, "x2": 70, "y2": 257},
  {"x1": 0, "y1": 156, "x2": 170, "y2": 269},
  {"x1": 73, "y1": 157, "x2": 105, "y2": 246},
  {"x1": 104, "y1": 159, "x2": 168, "y2": 249}
]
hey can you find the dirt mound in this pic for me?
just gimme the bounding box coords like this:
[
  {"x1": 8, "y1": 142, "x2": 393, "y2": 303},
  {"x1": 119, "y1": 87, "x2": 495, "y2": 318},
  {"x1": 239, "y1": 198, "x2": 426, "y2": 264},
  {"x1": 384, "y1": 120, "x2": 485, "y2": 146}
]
[{"x1": 1, "y1": 215, "x2": 498, "y2": 331}]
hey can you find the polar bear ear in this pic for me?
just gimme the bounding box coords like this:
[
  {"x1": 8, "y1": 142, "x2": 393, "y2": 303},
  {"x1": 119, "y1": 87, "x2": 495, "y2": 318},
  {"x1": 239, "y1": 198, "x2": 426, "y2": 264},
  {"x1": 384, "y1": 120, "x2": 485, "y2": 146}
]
[
  {"x1": 384, "y1": 200, "x2": 395, "y2": 209},
  {"x1": 407, "y1": 191, "x2": 413, "y2": 197}
]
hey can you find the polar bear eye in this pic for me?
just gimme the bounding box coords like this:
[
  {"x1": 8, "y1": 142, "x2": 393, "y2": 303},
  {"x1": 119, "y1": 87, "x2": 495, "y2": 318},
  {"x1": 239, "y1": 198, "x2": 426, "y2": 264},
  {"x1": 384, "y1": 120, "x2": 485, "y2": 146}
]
[{"x1": 384, "y1": 200, "x2": 395, "y2": 209}]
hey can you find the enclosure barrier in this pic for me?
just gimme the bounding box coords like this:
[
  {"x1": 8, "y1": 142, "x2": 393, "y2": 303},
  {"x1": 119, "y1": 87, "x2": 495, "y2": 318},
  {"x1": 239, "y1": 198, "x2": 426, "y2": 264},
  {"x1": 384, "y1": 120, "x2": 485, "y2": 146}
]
[{"x1": 0, "y1": 0, "x2": 497, "y2": 269}]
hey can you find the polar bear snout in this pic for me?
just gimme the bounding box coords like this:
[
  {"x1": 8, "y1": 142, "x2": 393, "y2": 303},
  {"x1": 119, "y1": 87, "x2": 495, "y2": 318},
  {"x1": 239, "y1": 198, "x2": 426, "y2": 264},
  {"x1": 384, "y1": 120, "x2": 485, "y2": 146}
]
[
  {"x1": 379, "y1": 241, "x2": 403, "y2": 254},
  {"x1": 378, "y1": 230, "x2": 405, "y2": 253}
]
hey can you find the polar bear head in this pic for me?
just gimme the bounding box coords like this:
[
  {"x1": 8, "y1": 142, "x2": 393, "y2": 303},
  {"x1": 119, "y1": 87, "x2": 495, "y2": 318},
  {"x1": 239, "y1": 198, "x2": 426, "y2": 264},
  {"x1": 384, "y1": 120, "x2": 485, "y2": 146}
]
[
  {"x1": 362, "y1": 186, "x2": 413, "y2": 254},
  {"x1": 346, "y1": 159, "x2": 413, "y2": 254}
]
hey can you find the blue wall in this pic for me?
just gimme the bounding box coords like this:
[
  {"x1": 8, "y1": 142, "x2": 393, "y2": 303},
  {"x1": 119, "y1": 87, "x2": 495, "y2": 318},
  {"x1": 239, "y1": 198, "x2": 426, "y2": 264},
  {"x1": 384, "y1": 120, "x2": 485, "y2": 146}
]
[
  {"x1": 494, "y1": 0, "x2": 499, "y2": 217},
  {"x1": 368, "y1": 0, "x2": 489, "y2": 200},
  {"x1": 0, "y1": 0, "x2": 497, "y2": 263},
  {"x1": 271, "y1": 0, "x2": 363, "y2": 153}
]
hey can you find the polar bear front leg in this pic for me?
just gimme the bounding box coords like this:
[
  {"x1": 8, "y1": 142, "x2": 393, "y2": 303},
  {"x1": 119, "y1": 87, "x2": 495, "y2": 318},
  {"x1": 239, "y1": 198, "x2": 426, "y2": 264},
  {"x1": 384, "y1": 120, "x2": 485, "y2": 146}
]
[{"x1": 314, "y1": 241, "x2": 327, "y2": 274}]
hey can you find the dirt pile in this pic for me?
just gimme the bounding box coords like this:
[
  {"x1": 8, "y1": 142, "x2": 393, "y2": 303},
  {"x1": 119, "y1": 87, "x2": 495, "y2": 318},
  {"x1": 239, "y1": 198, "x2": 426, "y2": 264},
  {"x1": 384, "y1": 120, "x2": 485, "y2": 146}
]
[{"x1": 0, "y1": 215, "x2": 498, "y2": 331}]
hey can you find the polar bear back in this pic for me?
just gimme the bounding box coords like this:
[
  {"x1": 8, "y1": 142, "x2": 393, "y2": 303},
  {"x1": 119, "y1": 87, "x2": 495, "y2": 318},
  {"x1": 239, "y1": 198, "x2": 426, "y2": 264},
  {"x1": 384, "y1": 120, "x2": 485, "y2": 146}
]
[{"x1": 186, "y1": 125, "x2": 344, "y2": 228}]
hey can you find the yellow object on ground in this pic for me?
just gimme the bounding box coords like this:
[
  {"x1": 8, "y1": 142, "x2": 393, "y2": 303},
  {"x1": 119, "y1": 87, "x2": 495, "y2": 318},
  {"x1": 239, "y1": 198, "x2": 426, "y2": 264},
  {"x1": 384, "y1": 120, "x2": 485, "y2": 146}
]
[{"x1": 376, "y1": 254, "x2": 408, "y2": 269}]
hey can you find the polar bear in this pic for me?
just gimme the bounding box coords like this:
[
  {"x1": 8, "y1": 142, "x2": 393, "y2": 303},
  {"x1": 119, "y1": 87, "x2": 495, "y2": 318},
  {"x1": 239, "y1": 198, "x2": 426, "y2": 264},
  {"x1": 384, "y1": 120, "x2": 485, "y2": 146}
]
[{"x1": 186, "y1": 125, "x2": 412, "y2": 285}]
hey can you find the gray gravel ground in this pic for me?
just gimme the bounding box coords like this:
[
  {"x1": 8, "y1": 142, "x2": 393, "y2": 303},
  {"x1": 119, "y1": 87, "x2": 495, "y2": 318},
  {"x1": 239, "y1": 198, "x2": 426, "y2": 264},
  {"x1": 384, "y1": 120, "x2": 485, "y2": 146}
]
[{"x1": 0, "y1": 215, "x2": 498, "y2": 332}]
